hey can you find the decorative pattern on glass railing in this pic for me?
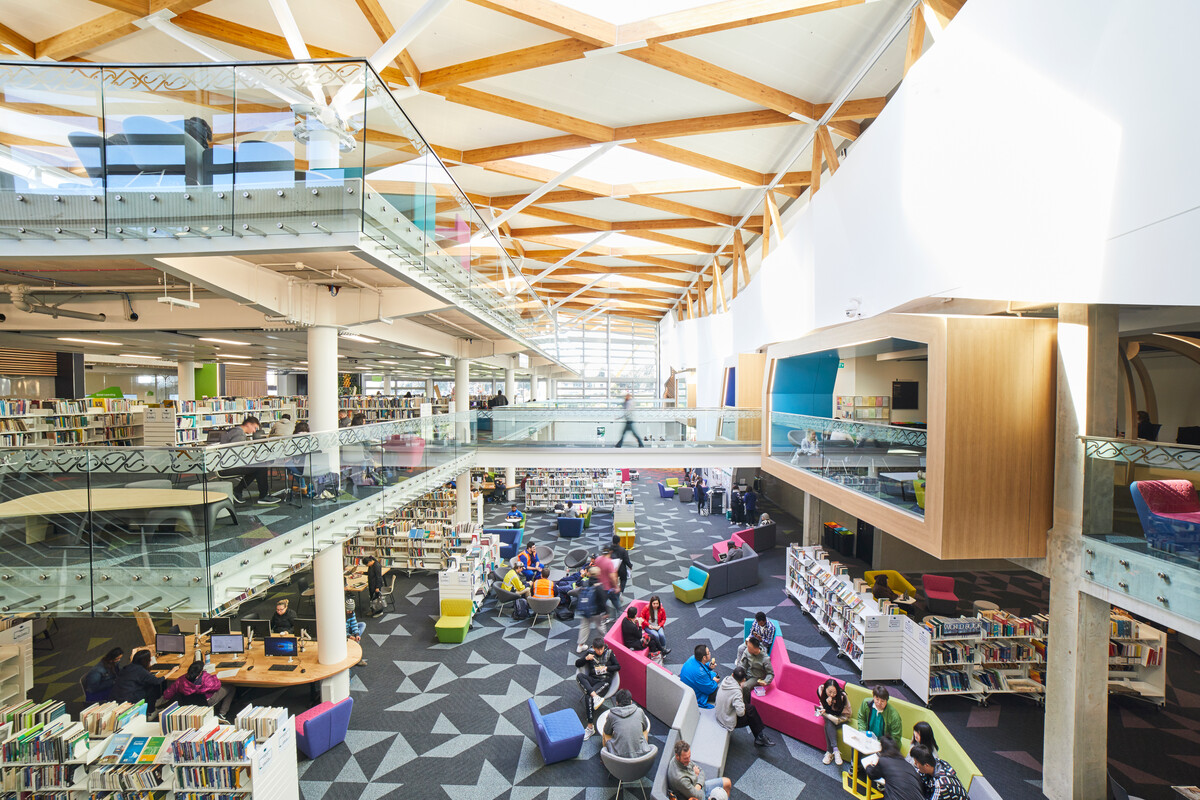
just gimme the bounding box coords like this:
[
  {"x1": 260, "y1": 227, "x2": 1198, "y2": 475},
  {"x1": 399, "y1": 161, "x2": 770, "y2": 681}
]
[
  {"x1": 103, "y1": 64, "x2": 236, "y2": 92},
  {"x1": 478, "y1": 408, "x2": 762, "y2": 422},
  {"x1": 773, "y1": 411, "x2": 927, "y2": 447},
  {"x1": 1082, "y1": 436, "x2": 1200, "y2": 471},
  {"x1": 0, "y1": 63, "x2": 100, "y2": 92}
]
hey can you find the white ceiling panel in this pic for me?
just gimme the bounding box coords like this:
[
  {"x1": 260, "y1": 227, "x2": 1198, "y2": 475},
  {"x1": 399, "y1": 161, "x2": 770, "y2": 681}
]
[{"x1": 379, "y1": 0, "x2": 562, "y2": 70}]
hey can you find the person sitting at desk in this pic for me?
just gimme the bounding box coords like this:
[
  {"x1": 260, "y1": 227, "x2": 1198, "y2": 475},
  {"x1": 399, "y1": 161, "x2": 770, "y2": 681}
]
[
  {"x1": 856, "y1": 685, "x2": 903, "y2": 742},
  {"x1": 270, "y1": 413, "x2": 295, "y2": 438},
  {"x1": 865, "y1": 737, "x2": 925, "y2": 800},
  {"x1": 162, "y1": 661, "x2": 233, "y2": 719},
  {"x1": 270, "y1": 599, "x2": 297, "y2": 635},
  {"x1": 489, "y1": 475, "x2": 507, "y2": 503},
  {"x1": 110, "y1": 650, "x2": 166, "y2": 708},
  {"x1": 346, "y1": 598, "x2": 365, "y2": 641},
  {"x1": 83, "y1": 647, "x2": 124, "y2": 703},
  {"x1": 910, "y1": 743, "x2": 968, "y2": 800},
  {"x1": 516, "y1": 542, "x2": 543, "y2": 582},
  {"x1": 506, "y1": 504, "x2": 524, "y2": 524}
]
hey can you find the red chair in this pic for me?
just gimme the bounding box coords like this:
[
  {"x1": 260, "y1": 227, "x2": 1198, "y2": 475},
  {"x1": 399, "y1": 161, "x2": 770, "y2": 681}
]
[{"x1": 922, "y1": 574, "x2": 959, "y2": 616}]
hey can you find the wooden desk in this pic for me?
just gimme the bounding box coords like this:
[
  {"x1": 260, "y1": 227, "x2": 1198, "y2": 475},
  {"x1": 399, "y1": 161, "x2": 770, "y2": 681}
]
[
  {"x1": 301, "y1": 567, "x2": 389, "y2": 612},
  {"x1": 151, "y1": 638, "x2": 361, "y2": 688},
  {"x1": 0, "y1": 488, "x2": 230, "y2": 544}
]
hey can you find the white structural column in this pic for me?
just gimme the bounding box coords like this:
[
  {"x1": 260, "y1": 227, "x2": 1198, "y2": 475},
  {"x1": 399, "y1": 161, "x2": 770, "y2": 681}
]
[
  {"x1": 548, "y1": 377, "x2": 557, "y2": 400},
  {"x1": 802, "y1": 492, "x2": 822, "y2": 546},
  {"x1": 456, "y1": 470, "x2": 472, "y2": 524},
  {"x1": 307, "y1": 326, "x2": 339, "y2": 434},
  {"x1": 1043, "y1": 304, "x2": 1114, "y2": 800},
  {"x1": 425, "y1": 378, "x2": 434, "y2": 398},
  {"x1": 177, "y1": 361, "x2": 196, "y2": 404},
  {"x1": 454, "y1": 357, "x2": 470, "y2": 441},
  {"x1": 504, "y1": 367, "x2": 518, "y2": 499},
  {"x1": 313, "y1": 543, "x2": 350, "y2": 702}
]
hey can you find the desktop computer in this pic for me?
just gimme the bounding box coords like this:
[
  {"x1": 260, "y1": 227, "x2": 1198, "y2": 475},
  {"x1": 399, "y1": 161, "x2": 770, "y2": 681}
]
[
  {"x1": 209, "y1": 633, "x2": 245, "y2": 668},
  {"x1": 264, "y1": 635, "x2": 299, "y2": 670}
]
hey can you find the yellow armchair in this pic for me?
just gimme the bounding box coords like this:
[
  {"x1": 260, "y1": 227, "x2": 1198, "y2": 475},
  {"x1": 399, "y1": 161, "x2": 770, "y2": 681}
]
[
  {"x1": 914, "y1": 478, "x2": 926, "y2": 509},
  {"x1": 864, "y1": 570, "x2": 917, "y2": 598}
]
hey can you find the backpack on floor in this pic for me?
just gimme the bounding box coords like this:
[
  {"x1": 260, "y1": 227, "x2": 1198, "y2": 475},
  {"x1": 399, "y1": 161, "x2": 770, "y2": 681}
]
[
  {"x1": 554, "y1": 605, "x2": 575, "y2": 621},
  {"x1": 511, "y1": 597, "x2": 531, "y2": 620}
]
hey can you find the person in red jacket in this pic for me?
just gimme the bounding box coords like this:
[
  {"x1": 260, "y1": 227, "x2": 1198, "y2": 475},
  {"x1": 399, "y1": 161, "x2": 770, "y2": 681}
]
[
  {"x1": 162, "y1": 661, "x2": 234, "y2": 719},
  {"x1": 637, "y1": 595, "x2": 670, "y2": 654}
]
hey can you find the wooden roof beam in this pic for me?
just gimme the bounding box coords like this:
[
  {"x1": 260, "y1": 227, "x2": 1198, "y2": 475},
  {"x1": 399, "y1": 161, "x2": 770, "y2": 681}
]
[
  {"x1": 462, "y1": 135, "x2": 595, "y2": 164},
  {"x1": 465, "y1": 0, "x2": 617, "y2": 47},
  {"x1": 618, "y1": 0, "x2": 867, "y2": 44},
  {"x1": 422, "y1": 39, "x2": 598, "y2": 89},
  {"x1": 622, "y1": 140, "x2": 765, "y2": 187},
  {"x1": 0, "y1": 21, "x2": 37, "y2": 58},
  {"x1": 35, "y1": 0, "x2": 209, "y2": 59},
  {"x1": 353, "y1": 0, "x2": 422, "y2": 84}
]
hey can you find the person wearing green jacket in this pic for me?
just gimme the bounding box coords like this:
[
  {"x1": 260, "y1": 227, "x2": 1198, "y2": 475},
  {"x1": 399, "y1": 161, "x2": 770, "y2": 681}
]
[{"x1": 855, "y1": 685, "x2": 903, "y2": 742}]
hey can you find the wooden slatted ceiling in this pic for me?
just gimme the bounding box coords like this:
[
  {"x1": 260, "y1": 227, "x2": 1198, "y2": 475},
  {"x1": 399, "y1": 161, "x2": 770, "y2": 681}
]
[
  {"x1": 0, "y1": 0, "x2": 970, "y2": 320},
  {"x1": 0, "y1": 349, "x2": 58, "y2": 377}
]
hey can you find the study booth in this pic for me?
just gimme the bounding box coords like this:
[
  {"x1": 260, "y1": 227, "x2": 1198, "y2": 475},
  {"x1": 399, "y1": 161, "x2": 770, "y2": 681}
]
[{"x1": 763, "y1": 313, "x2": 1057, "y2": 561}]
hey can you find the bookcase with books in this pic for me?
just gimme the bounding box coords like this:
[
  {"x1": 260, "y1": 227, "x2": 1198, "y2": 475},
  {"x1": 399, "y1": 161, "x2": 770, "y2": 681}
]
[
  {"x1": 835, "y1": 395, "x2": 890, "y2": 423},
  {"x1": 523, "y1": 468, "x2": 623, "y2": 511},
  {"x1": 336, "y1": 395, "x2": 424, "y2": 422},
  {"x1": 342, "y1": 486, "x2": 457, "y2": 573},
  {"x1": 1108, "y1": 608, "x2": 1167, "y2": 705},
  {"x1": 0, "y1": 399, "x2": 146, "y2": 447},
  {"x1": 900, "y1": 612, "x2": 1048, "y2": 706},
  {"x1": 784, "y1": 546, "x2": 903, "y2": 680},
  {"x1": 0, "y1": 621, "x2": 33, "y2": 708},
  {"x1": 0, "y1": 699, "x2": 99, "y2": 798},
  {"x1": 439, "y1": 533, "x2": 501, "y2": 612}
]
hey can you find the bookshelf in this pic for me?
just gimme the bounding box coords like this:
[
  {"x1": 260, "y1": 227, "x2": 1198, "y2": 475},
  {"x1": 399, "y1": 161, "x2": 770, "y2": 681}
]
[
  {"x1": 835, "y1": 395, "x2": 890, "y2": 423},
  {"x1": 524, "y1": 468, "x2": 624, "y2": 512},
  {"x1": 784, "y1": 546, "x2": 903, "y2": 679},
  {"x1": 342, "y1": 486, "x2": 457, "y2": 573},
  {"x1": 439, "y1": 534, "x2": 501, "y2": 612},
  {"x1": 336, "y1": 395, "x2": 424, "y2": 422},
  {"x1": 900, "y1": 612, "x2": 1048, "y2": 706},
  {"x1": 0, "y1": 399, "x2": 146, "y2": 447},
  {"x1": 1108, "y1": 608, "x2": 1166, "y2": 705},
  {"x1": 0, "y1": 621, "x2": 33, "y2": 707}
]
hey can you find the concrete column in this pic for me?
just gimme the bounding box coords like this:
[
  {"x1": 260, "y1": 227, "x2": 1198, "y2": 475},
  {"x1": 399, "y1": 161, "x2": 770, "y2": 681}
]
[
  {"x1": 802, "y1": 492, "x2": 822, "y2": 546},
  {"x1": 425, "y1": 378, "x2": 434, "y2": 399},
  {"x1": 313, "y1": 543, "x2": 350, "y2": 702},
  {"x1": 548, "y1": 377, "x2": 557, "y2": 400},
  {"x1": 454, "y1": 358, "x2": 470, "y2": 440},
  {"x1": 177, "y1": 361, "x2": 196, "y2": 404},
  {"x1": 536, "y1": 377, "x2": 547, "y2": 402},
  {"x1": 456, "y1": 470, "x2": 472, "y2": 524},
  {"x1": 505, "y1": 467, "x2": 516, "y2": 503},
  {"x1": 1043, "y1": 304, "x2": 1116, "y2": 800},
  {"x1": 505, "y1": 368, "x2": 516, "y2": 401},
  {"x1": 307, "y1": 326, "x2": 339, "y2": 434}
]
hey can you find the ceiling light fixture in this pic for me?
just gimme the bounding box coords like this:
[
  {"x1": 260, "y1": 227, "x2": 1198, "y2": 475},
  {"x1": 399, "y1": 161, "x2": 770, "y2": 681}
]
[
  {"x1": 199, "y1": 337, "x2": 249, "y2": 346},
  {"x1": 158, "y1": 296, "x2": 200, "y2": 309},
  {"x1": 219, "y1": 354, "x2": 253, "y2": 359},
  {"x1": 417, "y1": 351, "x2": 439, "y2": 357},
  {"x1": 119, "y1": 354, "x2": 162, "y2": 359},
  {"x1": 58, "y1": 337, "x2": 120, "y2": 346},
  {"x1": 339, "y1": 334, "x2": 378, "y2": 344},
  {"x1": 378, "y1": 360, "x2": 399, "y2": 365}
]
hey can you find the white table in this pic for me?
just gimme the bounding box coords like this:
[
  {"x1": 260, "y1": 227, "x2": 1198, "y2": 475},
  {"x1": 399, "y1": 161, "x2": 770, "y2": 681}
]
[
  {"x1": 841, "y1": 728, "x2": 883, "y2": 800},
  {"x1": 878, "y1": 471, "x2": 920, "y2": 501}
]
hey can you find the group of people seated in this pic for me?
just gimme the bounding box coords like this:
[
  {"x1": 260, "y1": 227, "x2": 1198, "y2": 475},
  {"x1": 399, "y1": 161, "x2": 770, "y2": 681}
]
[
  {"x1": 678, "y1": 625, "x2": 777, "y2": 749},
  {"x1": 82, "y1": 645, "x2": 234, "y2": 721}
]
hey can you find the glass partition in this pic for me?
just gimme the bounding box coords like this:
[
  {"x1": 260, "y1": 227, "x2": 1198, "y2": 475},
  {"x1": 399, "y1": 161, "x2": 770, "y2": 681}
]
[
  {"x1": 0, "y1": 58, "x2": 555, "y2": 358},
  {"x1": 481, "y1": 407, "x2": 761, "y2": 447},
  {"x1": 771, "y1": 411, "x2": 928, "y2": 516}
]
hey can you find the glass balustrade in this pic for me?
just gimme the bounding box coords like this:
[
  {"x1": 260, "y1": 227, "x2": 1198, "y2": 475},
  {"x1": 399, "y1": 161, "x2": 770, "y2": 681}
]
[
  {"x1": 476, "y1": 407, "x2": 761, "y2": 447},
  {"x1": 0, "y1": 58, "x2": 552, "y2": 354},
  {"x1": 0, "y1": 410, "x2": 758, "y2": 615},
  {"x1": 770, "y1": 411, "x2": 928, "y2": 516}
]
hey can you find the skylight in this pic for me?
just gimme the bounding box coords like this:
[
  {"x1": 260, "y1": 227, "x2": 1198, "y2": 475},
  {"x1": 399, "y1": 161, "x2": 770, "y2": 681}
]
[{"x1": 555, "y1": 0, "x2": 719, "y2": 26}]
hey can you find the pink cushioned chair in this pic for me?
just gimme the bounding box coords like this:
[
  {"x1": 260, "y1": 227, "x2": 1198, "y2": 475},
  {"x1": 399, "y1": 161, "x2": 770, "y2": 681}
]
[
  {"x1": 604, "y1": 600, "x2": 653, "y2": 707},
  {"x1": 295, "y1": 696, "x2": 354, "y2": 759},
  {"x1": 748, "y1": 633, "x2": 839, "y2": 750},
  {"x1": 922, "y1": 574, "x2": 960, "y2": 616}
]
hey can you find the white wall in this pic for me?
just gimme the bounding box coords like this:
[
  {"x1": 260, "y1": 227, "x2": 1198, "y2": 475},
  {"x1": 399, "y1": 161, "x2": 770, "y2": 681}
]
[
  {"x1": 664, "y1": 0, "x2": 1200, "y2": 379},
  {"x1": 1117, "y1": 353, "x2": 1200, "y2": 442}
]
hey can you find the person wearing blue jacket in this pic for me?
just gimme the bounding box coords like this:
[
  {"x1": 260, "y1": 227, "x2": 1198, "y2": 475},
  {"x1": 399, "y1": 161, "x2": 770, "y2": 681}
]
[{"x1": 680, "y1": 644, "x2": 721, "y2": 708}]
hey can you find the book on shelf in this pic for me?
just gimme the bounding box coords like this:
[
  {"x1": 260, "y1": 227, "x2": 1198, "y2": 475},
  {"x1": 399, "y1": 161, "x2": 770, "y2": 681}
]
[
  {"x1": 158, "y1": 704, "x2": 215, "y2": 735},
  {"x1": 234, "y1": 706, "x2": 287, "y2": 742}
]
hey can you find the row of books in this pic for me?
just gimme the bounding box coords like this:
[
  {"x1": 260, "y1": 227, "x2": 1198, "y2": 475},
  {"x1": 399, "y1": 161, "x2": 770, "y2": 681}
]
[
  {"x1": 1110, "y1": 614, "x2": 1137, "y2": 639},
  {"x1": 0, "y1": 763, "x2": 77, "y2": 790},
  {"x1": 174, "y1": 765, "x2": 250, "y2": 790},
  {"x1": 98, "y1": 734, "x2": 168, "y2": 766},
  {"x1": 90, "y1": 764, "x2": 166, "y2": 790},
  {"x1": 931, "y1": 642, "x2": 975, "y2": 665},
  {"x1": 80, "y1": 700, "x2": 146, "y2": 736},
  {"x1": 0, "y1": 399, "x2": 34, "y2": 416},
  {"x1": 922, "y1": 616, "x2": 985, "y2": 640},
  {"x1": 169, "y1": 725, "x2": 254, "y2": 763},
  {"x1": 979, "y1": 640, "x2": 1042, "y2": 663},
  {"x1": 0, "y1": 718, "x2": 90, "y2": 764},
  {"x1": 158, "y1": 705, "x2": 214, "y2": 736},
  {"x1": 928, "y1": 670, "x2": 976, "y2": 693},
  {"x1": 980, "y1": 610, "x2": 1047, "y2": 638},
  {"x1": 234, "y1": 707, "x2": 287, "y2": 743},
  {"x1": 2, "y1": 700, "x2": 68, "y2": 731},
  {"x1": 1109, "y1": 641, "x2": 1163, "y2": 666}
]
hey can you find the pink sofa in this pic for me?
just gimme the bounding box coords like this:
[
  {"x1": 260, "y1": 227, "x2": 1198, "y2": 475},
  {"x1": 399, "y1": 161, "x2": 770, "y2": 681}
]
[
  {"x1": 749, "y1": 634, "x2": 841, "y2": 750},
  {"x1": 604, "y1": 599, "x2": 654, "y2": 707}
]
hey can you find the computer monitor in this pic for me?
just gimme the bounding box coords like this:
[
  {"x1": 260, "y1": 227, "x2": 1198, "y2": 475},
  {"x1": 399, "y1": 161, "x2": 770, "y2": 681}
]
[
  {"x1": 156, "y1": 633, "x2": 187, "y2": 656},
  {"x1": 209, "y1": 634, "x2": 244, "y2": 655},
  {"x1": 263, "y1": 636, "x2": 298, "y2": 658}
]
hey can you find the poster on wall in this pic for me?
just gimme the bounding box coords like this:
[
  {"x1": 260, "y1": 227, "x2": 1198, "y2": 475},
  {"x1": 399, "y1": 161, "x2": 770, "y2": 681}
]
[{"x1": 338, "y1": 373, "x2": 362, "y2": 396}]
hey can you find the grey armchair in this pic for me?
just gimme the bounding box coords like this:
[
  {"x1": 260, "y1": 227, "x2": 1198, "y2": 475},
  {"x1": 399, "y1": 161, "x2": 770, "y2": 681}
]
[
  {"x1": 601, "y1": 743, "x2": 659, "y2": 800},
  {"x1": 535, "y1": 544, "x2": 554, "y2": 566},
  {"x1": 528, "y1": 595, "x2": 560, "y2": 626},
  {"x1": 491, "y1": 581, "x2": 520, "y2": 616},
  {"x1": 564, "y1": 548, "x2": 589, "y2": 570}
]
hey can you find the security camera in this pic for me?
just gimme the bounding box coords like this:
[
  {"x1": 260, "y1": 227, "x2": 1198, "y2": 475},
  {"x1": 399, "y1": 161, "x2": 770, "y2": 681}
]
[
  {"x1": 327, "y1": 285, "x2": 340, "y2": 297},
  {"x1": 845, "y1": 297, "x2": 862, "y2": 319}
]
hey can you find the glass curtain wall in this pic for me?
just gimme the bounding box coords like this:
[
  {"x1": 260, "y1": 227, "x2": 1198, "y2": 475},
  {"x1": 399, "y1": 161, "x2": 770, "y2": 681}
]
[{"x1": 553, "y1": 315, "x2": 659, "y2": 400}]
